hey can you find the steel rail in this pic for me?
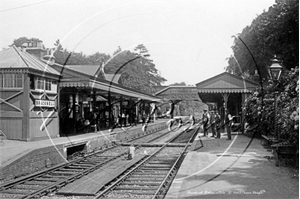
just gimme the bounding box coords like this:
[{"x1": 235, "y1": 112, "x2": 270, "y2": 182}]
[
  {"x1": 23, "y1": 153, "x2": 125, "y2": 199},
  {"x1": 94, "y1": 124, "x2": 200, "y2": 199},
  {"x1": 0, "y1": 146, "x2": 128, "y2": 199},
  {"x1": 0, "y1": 144, "x2": 120, "y2": 190},
  {"x1": 0, "y1": 123, "x2": 185, "y2": 198},
  {"x1": 152, "y1": 126, "x2": 200, "y2": 199},
  {"x1": 0, "y1": 123, "x2": 170, "y2": 197},
  {"x1": 94, "y1": 143, "x2": 171, "y2": 198}
]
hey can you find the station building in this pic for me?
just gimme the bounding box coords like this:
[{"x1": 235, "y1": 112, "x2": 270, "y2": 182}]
[
  {"x1": 153, "y1": 72, "x2": 259, "y2": 127},
  {"x1": 0, "y1": 39, "x2": 259, "y2": 141},
  {"x1": 0, "y1": 41, "x2": 160, "y2": 141}
]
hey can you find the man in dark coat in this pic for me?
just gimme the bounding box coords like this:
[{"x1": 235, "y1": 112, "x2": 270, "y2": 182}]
[
  {"x1": 215, "y1": 111, "x2": 221, "y2": 139},
  {"x1": 202, "y1": 109, "x2": 210, "y2": 136}
]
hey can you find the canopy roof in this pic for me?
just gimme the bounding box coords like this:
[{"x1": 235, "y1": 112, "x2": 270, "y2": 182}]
[{"x1": 51, "y1": 64, "x2": 161, "y2": 102}]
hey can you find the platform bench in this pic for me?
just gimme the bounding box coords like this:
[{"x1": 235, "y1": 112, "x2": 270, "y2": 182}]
[
  {"x1": 272, "y1": 146, "x2": 298, "y2": 167},
  {"x1": 261, "y1": 135, "x2": 277, "y2": 148}
]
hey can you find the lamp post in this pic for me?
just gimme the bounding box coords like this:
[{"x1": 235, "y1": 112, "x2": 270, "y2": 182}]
[{"x1": 268, "y1": 57, "x2": 283, "y2": 141}]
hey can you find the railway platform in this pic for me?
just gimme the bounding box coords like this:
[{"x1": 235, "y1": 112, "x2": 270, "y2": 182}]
[
  {"x1": 0, "y1": 119, "x2": 170, "y2": 181},
  {"x1": 165, "y1": 131, "x2": 299, "y2": 199}
]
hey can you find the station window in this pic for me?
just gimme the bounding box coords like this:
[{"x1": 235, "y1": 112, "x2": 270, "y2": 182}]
[
  {"x1": 15, "y1": 74, "x2": 22, "y2": 87},
  {"x1": 35, "y1": 77, "x2": 57, "y2": 92},
  {"x1": 0, "y1": 73, "x2": 23, "y2": 88},
  {"x1": 36, "y1": 77, "x2": 45, "y2": 90},
  {"x1": 45, "y1": 79, "x2": 51, "y2": 90}
]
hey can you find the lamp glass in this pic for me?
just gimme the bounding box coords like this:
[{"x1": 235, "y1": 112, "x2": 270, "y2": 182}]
[{"x1": 269, "y1": 62, "x2": 283, "y2": 81}]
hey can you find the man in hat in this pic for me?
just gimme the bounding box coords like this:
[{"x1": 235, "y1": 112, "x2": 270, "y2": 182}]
[
  {"x1": 210, "y1": 110, "x2": 216, "y2": 137},
  {"x1": 202, "y1": 109, "x2": 210, "y2": 136},
  {"x1": 215, "y1": 111, "x2": 221, "y2": 139}
]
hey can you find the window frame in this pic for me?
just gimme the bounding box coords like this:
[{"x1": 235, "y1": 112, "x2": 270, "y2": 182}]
[
  {"x1": 0, "y1": 73, "x2": 24, "y2": 89},
  {"x1": 34, "y1": 76, "x2": 57, "y2": 93}
]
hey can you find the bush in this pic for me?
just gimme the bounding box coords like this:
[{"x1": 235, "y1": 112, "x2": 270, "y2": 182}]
[{"x1": 244, "y1": 68, "x2": 299, "y2": 146}]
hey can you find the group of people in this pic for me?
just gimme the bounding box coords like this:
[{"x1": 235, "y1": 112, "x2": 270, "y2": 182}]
[{"x1": 202, "y1": 109, "x2": 233, "y2": 140}]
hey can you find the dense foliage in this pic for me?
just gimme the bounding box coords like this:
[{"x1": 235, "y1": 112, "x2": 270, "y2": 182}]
[
  {"x1": 244, "y1": 68, "x2": 299, "y2": 146},
  {"x1": 12, "y1": 38, "x2": 166, "y2": 94},
  {"x1": 226, "y1": 1, "x2": 298, "y2": 81},
  {"x1": 104, "y1": 44, "x2": 166, "y2": 94},
  {"x1": 53, "y1": 39, "x2": 110, "y2": 65}
]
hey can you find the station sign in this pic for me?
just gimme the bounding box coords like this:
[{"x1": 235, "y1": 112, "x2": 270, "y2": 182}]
[{"x1": 35, "y1": 100, "x2": 55, "y2": 107}]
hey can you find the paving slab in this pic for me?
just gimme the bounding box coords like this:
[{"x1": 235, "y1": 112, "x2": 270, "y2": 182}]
[{"x1": 165, "y1": 132, "x2": 299, "y2": 199}]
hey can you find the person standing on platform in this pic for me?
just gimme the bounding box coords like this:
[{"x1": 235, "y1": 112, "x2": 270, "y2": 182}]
[
  {"x1": 215, "y1": 111, "x2": 221, "y2": 139},
  {"x1": 90, "y1": 112, "x2": 98, "y2": 133},
  {"x1": 202, "y1": 109, "x2": 210, "y2": 136},
  {"x1": 225, "y1": 110, "x2": 233, "y2": 140},
  {"x1": 165, "y1": 100, "x2": 175, "y2": 119},
  {"x1": 210, "y1": 110, "x2": 216, "y2": 137},
  {"x1": 109, "y1": 114, "x2": 122, "y2": 133}
]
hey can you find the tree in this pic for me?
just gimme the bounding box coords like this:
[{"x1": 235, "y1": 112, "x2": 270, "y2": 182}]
[
  {"x1": 12, "y1": 37, "x2": 42, "y2": 47},
  {"x1": 104, "y1": 45, "x2": 167, "y2": 93},
  {"x1": 10, "y1": 38, "x2": 166, "y2": 93},
  {"x1": 170, "y1": 82, "x2": 187, "y2": 86},
  {"x1": 12, "y1": 37, "x2": 29, "y2": 47},
  {"x1": 226, "y1": 1, "x2": 299, "y2": 81},
  {"x1": 134, "y1": 44, "x2": 149, "y2": 56},
  {"x1": 86, "y1": 52, "x2": 110, "y2": 65},
  {"x1": 53, "y1": 39, "x2": 110, "y2": 65},
  {"x1": 53, "y1": 39, "x2": 68, "y2": 65}
]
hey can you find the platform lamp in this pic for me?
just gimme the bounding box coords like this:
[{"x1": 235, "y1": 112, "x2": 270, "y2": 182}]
[{"x1": 268, "y1": 57, "x2": 283, "y2": 141}]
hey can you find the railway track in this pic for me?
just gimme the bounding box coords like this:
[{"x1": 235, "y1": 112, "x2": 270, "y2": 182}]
[
  {"x1": 0, "y1": 146, "x2": 129, "y2": 199},
  {"x1": 0, "y1": 121, "x2": 192, "y2": 199},
  {"x1": 95, "y1": 126, "x2": 200, "y2": 199}
]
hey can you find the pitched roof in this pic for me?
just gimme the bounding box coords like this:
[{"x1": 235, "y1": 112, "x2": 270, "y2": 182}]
[
  {"x1": 65, "y1": 65, "x2": 100, "y2": 76},
  {"x1": 195, "y1": 72, "x2": 258, "y2": 93},
  {"x1": 65, "y1": 65, "x2": 120, "y2": 83},
  {"x1": 0, "y1": 46, "x2": 60, "y2": 76},
  {"x1": 104, "y1": 74, "x2": 121, "y2": 84}
]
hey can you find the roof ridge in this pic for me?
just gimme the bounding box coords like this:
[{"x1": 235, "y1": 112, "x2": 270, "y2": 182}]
[{"x1": 12, "y1": 45, "x2": 29, "y2": 67}]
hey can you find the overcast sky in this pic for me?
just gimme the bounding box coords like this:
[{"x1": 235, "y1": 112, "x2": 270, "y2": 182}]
[{"x1": 0, "y1": 0, "x2": 275, "y2": 85}]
